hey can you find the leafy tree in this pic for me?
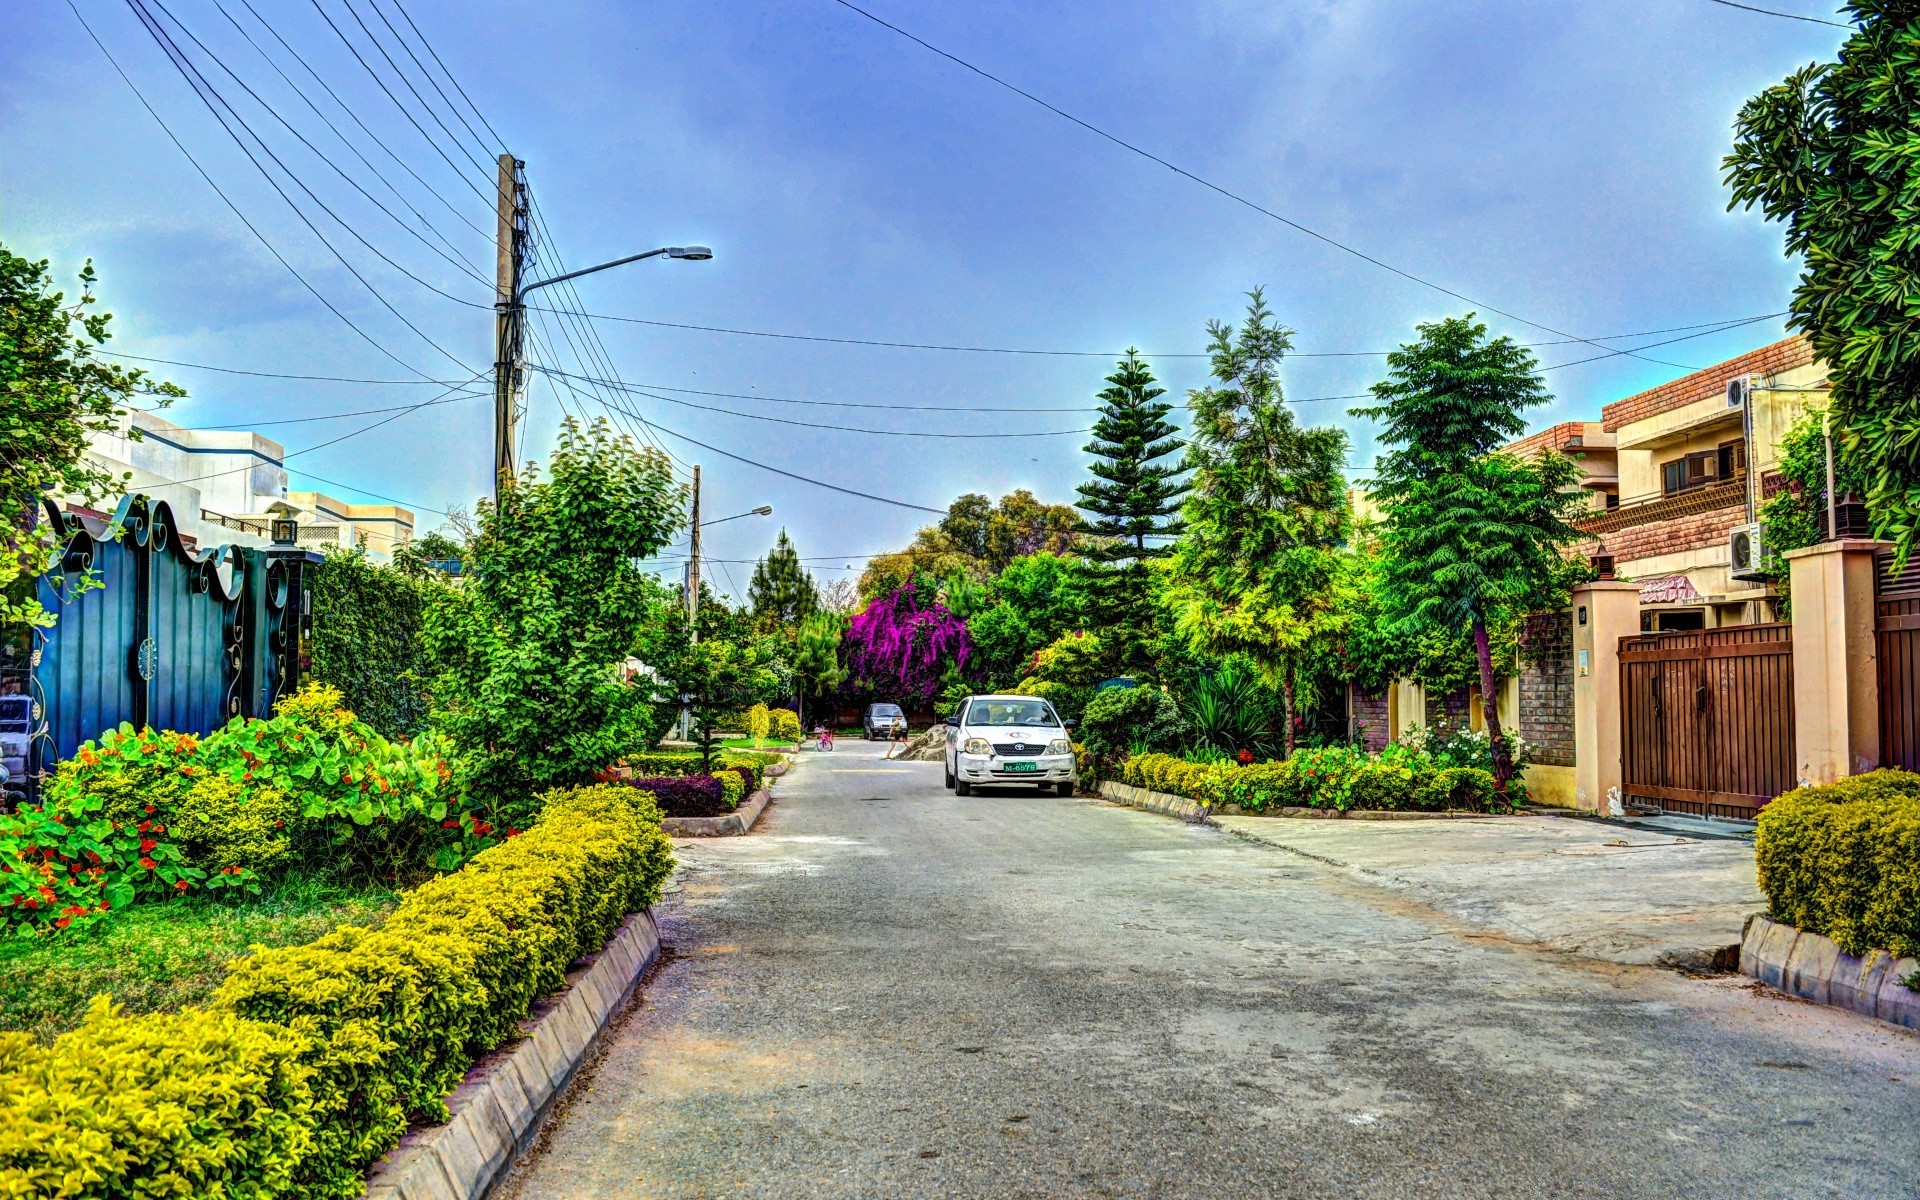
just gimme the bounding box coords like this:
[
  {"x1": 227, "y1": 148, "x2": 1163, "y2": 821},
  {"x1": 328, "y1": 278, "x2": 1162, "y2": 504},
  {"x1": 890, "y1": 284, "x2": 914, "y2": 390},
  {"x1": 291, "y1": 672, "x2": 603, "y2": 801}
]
[
  {"x1": 748, "y1": 529, "x2": 819, "y2": 629},
  {"x1": 1163, "y1": 289, "x2": 1351, "y2": 755},
  {"x1": 1075, "y1": 351, "x2": 1188, "y2": 677},
  {"x1": 961, "y1": 552, "x2": 1090, "y2": 689},
  {"x1": 791, "y1": 610, "x2": 848, "y2": 730},
  {"x1": 1, "y1": 247, "x2": 181, "y2": 632},
  {"x1": 424, "y1": 418, "x2": 683, "y2": 818},
  {"x1": 662, "y1": 636, "x2": 782, "y2": 771},
  {"x1": 858, "y1": 489, "x2": 1081, "y2": 598},
  {"x1": 1351, "y1": 314, "x2": 1587, "y2": 792},
  {"x1": 1726, "y1": 15, "x2": 1920, "y2": 560},
  {"x1": 1759, "y1": 405, "x2": 1873, "y2": 602}
]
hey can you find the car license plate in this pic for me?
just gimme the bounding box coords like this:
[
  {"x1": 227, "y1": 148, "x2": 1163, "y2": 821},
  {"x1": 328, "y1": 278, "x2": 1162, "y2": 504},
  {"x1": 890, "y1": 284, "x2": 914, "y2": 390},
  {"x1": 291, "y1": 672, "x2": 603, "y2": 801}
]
[{"x1": 1001, "y1": 760, "x2": 1038, "y2": 773}]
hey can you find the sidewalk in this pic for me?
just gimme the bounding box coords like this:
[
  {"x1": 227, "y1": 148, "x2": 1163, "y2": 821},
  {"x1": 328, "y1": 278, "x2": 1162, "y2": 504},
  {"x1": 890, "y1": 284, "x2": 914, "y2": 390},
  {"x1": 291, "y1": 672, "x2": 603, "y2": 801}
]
[{"x1": 1211, "y1": 810, "x2": 1763, "y2": 969}]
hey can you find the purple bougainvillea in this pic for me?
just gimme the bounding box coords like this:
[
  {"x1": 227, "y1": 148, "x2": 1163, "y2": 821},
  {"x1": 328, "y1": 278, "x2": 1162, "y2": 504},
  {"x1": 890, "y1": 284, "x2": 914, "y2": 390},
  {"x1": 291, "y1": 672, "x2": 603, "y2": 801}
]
[{"x1": 844, "y1": 584, "x2": 972, "y2": 704}]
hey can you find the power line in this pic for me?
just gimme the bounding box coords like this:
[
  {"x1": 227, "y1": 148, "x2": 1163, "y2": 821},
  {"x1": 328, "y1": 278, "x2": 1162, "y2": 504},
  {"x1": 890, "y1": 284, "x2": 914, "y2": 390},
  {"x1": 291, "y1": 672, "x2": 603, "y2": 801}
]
[
  {"x1": 97, "y1": 349, "x2": 469, "y2": 384},
  {"x1": 570, "y1": 377, "x2": 1095, "y2": 438},
  {"x1": 69, "y1": 2, "x2": 449, "y2": 385},
  {"x1": 174, "y1": 390, "x2": 488, "y2": 428},
  {"x1": 1701, "y1": 0, "x2": 1851, "y2": 27},
  {"x1": 531, "y1": 304, "x2": 1784, "y2": 360},
  {"x1": 826, "y1": 0, "x2": 1704, "y2": 373}
]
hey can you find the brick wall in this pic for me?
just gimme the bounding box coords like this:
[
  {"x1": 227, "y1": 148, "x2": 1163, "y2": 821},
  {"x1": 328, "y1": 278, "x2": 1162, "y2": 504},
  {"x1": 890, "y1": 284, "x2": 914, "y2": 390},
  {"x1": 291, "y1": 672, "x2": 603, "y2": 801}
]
[
  {"x1": 1349, "y1": 685, "x2": 1390, "y2": 752},
  {"x1": 1575, "y1": 500, "x2": 1746, "y2": 564},
  {"x1": 1519, "y1": 611, "x2": 1575, "y2": 768},
  {"x1": 1601, "y1": 337, "x2": 1814, "y2": 432},
  {"x1": 1507, "y1": 421, "x2": 1588, "y2": 458},
  {"x1": 1425, "y1": 688, "x2": 1471, "y2": 733}
]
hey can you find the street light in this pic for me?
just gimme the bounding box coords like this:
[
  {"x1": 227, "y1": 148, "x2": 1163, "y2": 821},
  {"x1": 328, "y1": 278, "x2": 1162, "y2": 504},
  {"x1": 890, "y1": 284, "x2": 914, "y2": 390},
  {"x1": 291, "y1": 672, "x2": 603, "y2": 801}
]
[
  {"x1": 703, "y1": 505, "x2": 774, "y2": 527},
  {"x1": 495, "y1": 243, "x2": 712, "y2": 495}
]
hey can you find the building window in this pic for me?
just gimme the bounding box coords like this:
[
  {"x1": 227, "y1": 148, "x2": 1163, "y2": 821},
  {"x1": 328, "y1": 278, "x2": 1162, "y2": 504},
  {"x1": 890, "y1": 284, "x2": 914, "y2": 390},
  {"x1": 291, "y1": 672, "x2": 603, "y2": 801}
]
[{"x1": 1660, "y1": 441, "x2": 1747, "y2": 496}]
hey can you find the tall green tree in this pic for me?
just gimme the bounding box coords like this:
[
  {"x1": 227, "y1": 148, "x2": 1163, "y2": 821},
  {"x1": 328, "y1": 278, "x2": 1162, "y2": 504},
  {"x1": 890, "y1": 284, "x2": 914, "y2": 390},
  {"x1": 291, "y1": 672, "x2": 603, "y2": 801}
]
[
  {"x1": 1725, "y1": 10, "x2": 1920, "y2": 561},
  {"x1": 1, "y1": 248, "x2": 181, "y2": 631},
  {"x1": 1352, "y1": 314, "x2": 1587, "y2": 792},
  {"x1": 1076, "y1": 350, "x2": 1187, "y2": 676},
  {"x1": 748, "y1": 529, "x2": 819, "y2": 629},
  {"x1": 424, "y1": 418, "x2": 684, "y2": 817},
  {"x1": 791, "y1": 610, "x2": 848, "y2": 730},
  {"x1": 1163, "y1": 289, "x2": 1351, "y2": 755}
]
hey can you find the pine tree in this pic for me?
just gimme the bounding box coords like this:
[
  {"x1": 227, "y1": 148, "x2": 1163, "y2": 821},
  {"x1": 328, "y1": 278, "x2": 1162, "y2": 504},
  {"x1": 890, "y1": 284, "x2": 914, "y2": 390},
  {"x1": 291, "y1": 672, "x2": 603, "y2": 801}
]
[
  {"x1": 748, "y1": 529, "x2": 819, "y2": 629},
  {"x1": 1350, "y1": 314, "x2": 1587, "y2": 793},
  {"x1": 1075, "y1": 351, "x2": 1187, "y2": 676},
  {"x1": 1163, "y1": 290, "x2": 1350, "y2": 754}
]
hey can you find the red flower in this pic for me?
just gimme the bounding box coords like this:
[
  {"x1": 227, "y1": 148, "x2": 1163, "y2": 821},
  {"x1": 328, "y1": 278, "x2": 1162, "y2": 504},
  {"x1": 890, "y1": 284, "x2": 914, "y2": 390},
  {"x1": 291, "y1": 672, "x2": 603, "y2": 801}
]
[
  {"x1": 1237, "y1": 749, "x2": 1254, "y2": 765},
  {"x1": 54, "y1": 916, "x2": 72, "y2": 929},
  {"x1": 143, "y1": 805, "x2": 156, "y2": 815},
  {"x1": 139, "y1": 857, "x2": 158, "y2": 870},
  {"x1": 137, "y1": 821, "x2": 152, "y2": 834},
  {"x1": 174, "y1": 879, "x2": 191, "y2": 891},
  {"x1": 441, "y1": 819, "x2": 460, "y2": 829},
  {"x1": 139, "y1": 839, "x2": 157, "y2": 853},
  {"x1": 506, "y1": 828, "x2": 522, "y2": 838}
]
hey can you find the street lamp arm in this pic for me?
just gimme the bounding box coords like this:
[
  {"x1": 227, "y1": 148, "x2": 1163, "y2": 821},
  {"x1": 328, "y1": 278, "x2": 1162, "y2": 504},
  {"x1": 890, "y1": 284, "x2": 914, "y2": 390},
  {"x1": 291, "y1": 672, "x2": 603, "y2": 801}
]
[
  {"x1": 701, "y1": 505, "x2": 774, "y2": 528},
  {"x1": 515, "y1": 245, "x2": 712, "y2": 301}
]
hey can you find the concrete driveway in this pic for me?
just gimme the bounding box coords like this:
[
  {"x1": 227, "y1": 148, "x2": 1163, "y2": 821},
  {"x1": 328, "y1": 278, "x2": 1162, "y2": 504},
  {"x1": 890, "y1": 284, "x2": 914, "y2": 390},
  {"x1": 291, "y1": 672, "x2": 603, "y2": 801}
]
[{"x1": 499, "y1": 740, "x2": 1920, "y2": 1200}]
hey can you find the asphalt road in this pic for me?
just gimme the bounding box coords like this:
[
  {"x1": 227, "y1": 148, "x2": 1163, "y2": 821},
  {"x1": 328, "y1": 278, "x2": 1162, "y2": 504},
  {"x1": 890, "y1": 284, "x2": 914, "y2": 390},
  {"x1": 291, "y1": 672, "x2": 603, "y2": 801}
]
[{"x1": 499, "y1": 740, "x2": 1920, "y2": 1200}]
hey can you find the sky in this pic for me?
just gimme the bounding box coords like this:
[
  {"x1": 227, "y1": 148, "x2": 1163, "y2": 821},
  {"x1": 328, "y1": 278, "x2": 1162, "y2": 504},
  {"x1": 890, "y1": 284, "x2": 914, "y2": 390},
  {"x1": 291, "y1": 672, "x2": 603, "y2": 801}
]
[{"x1": 1, "y1": 0, "x2": 1852, "y2": 596}]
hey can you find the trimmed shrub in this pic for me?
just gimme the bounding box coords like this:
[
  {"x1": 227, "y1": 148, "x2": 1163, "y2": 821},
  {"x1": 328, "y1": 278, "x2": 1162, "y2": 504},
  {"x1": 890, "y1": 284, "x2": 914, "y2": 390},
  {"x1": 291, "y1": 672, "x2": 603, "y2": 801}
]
[
  {"x1": 1756, "y1": 769, "x2": 1920, "y2": 960},
  {"x1": 715, "y1": 770, "x2": 746, "y2": 811},
  {"x1": 0, "y1": 999, "x2": 315, "y2": 1198},
  {"x1": 628, "y1": 774, "x2": 729, "y2": 817},
  {"x1": 769, "y1": 708, "x2": 802, "y2": 743},
  {"x1": 1120, "y1": 748, "x2": 1508, "y2": 815},
  {"x1": 208, "y1": 782, "x2": 672, "y2": 1198},
  {"x1": 747, "y1": 703, "x2": 771, "y2": 743},
  {"x1": 1079, "y1": 686, "x2": 1188, "y2": 765},
  {"x1": 1121, "y1": 752, "x2": 1235, "y2": 807},
  {"x1": 169, "y1": 774, "x2": 302, "y2": 876}
]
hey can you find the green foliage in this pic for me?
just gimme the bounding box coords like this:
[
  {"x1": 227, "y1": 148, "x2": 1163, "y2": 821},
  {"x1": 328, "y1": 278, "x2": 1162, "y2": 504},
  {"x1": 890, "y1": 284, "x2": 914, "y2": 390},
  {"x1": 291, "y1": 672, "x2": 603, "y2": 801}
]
[
  {"x1": 1164, "y1": 289, "x2": 1351, "y2": 755},
  {"x1": 1077, "y1": 351, "x2": 1188, "y2": 676},
  {"x1": 1014, "y1": 629, "x2": 1109, "y2": 720},
  {"x1": 715, "y1": 769, "x2": 745, "y2": 810},
  {"x1": 1078, "y1": 686, "x2": 1187, "y2": 765},
  {"x1": 1121, "y1": 747, "x2": 1508, "y2": 814},
  {"x1": 1726, "y1": 18, "x2": 1920, "y2": 563},
  {"x1": 0, "y1": 246, "x2": 183, "y2": 634},
  {"x1": 769, "y1": 707, "x2": 802, "y2": 743},
  {"x1": 425, "y1": 418, "x2": 684, "y2": 817},
  {"x1": 858, "y1": 489, "x2": 1081, "y2": 599},
  {"x1": 1178, "y1": 657, "x2": 1277, "y2": 759},
  {"x1": 748, "y1": 529, "x2": 819, "y2": 629},
  {"x1": 663, "y1": 637, "x2": 784, "y2": 772},
  {"x1": 1758, "y1": 405, "x2": 1874, "y2": 606},
  {"x1": 0, "y1": 998, "x2": 315, "y2": 1199},
  {"x1": 1755, "y1": 769, "x2": 1920, "y2": 961},
  {"x1": 962, "y1": 552, "x2": 1090, "y2": 690},
  {"x1": 210, "y1": 782, "x2": 673, "y2": 1198},
  {"x1": 1351, "y1": 314, "x2": 1588, "y2": 789},
  {"x1": 310, "y1": 545, "x2": 451, "y2": 738},
  {"x1": 746, "y1": 702, "x2": 772, "y2": 743},
  {"x1": 621, "y1": 748, "x2": 777, "y2": 787}
]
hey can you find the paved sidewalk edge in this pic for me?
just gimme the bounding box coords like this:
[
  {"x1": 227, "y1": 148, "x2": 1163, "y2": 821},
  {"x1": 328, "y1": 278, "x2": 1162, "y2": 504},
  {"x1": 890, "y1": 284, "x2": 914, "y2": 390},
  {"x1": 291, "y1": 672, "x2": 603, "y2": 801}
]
[
  {"x1": 1099, "y1": 780, "x2": 1211, "y2": 823},
  {"x1": 1741, "y1": 913, "x2": 1920, "y2": 1032},
  {"x1": 662, "y1": 786, "x2": 773, "y2": 837},
  {"x1": 363, "y1": 909, "x2": 665, "y2": 1200}
]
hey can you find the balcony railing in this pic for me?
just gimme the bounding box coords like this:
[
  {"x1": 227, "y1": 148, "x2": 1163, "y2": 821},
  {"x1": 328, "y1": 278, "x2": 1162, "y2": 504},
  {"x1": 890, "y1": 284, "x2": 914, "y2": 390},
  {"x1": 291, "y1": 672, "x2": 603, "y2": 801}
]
[{"x1": 1574, "y1": 474, "x2": 1749, "y2": 536}]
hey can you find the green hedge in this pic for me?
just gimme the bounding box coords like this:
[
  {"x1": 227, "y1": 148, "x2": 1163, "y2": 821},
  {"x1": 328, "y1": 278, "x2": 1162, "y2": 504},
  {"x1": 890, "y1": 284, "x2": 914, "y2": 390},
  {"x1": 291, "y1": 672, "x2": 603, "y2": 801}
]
[
  {"x1": 1120, "y1": 748, "x2": 1507, "y2": 814},
  {"x1": 1756, "y1": 769, "x2": 1920, "y2": 961},
  {"x1": 624, "y1": 749, "x2": 776, "y2": 792},
  {"x1": 0, "y1": 783, "x2": 674, "y2": 1199}
]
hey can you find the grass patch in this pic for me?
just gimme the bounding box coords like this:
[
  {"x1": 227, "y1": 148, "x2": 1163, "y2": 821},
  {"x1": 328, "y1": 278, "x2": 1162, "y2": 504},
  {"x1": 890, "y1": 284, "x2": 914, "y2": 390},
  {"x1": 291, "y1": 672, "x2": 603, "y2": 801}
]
[
  {"x1": 0, "y1": 875, "x2": 398, "y2": 1043},
  {"x1": 719, "y1": 737, "x2": 787, "y2": 749}
]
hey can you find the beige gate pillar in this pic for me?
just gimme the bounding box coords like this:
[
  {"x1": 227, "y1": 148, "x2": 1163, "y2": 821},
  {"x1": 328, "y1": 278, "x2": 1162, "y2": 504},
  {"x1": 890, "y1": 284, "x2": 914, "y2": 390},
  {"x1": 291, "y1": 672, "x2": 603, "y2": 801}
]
[
  {"x1": 1571, "y1": 580, "x2": 1640, "y2": 812},
  {"x1": 1785, "y1": 539, "x2": 1887, "y2": 784}
]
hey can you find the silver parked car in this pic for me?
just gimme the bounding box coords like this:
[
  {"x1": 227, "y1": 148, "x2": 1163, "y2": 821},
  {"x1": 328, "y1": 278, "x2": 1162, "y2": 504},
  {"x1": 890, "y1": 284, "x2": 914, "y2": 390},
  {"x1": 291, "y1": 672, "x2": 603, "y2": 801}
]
[{"x1": 863, "y1": 702, "x2": 908, "y2": 740}]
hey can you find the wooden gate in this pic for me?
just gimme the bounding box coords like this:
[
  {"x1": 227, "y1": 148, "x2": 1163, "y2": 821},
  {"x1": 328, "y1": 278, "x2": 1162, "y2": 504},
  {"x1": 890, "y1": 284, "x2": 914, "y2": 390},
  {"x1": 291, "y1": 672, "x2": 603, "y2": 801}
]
[
  {"x1": 1619, "y1": 623, "x2": 1796, "y2": 819},
  {"x1": 1876, "y1": 550, "x2": 1920, "y2": 771}
]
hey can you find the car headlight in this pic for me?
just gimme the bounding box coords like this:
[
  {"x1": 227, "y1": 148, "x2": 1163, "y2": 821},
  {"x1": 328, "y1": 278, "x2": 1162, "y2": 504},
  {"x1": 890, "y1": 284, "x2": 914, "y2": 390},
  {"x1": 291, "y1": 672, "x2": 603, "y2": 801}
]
[
  {"x1": 963, "y1": 738, "x2": 992, "y2": 755},
  {"x1": 1047, "y1": 739, "x2": 1072, "y2": 755}
]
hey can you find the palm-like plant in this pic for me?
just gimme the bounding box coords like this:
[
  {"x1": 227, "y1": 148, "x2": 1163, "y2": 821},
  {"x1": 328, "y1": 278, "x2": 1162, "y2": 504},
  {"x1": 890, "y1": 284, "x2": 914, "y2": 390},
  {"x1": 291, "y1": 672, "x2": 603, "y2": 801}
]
[{"x1": 1180, "y1": 659, "x2": 1275, "y2": 759}]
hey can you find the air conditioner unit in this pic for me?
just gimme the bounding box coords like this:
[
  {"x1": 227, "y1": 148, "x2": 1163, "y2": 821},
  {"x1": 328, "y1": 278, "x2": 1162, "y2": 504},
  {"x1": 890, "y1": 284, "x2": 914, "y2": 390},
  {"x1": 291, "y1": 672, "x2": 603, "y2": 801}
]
[
  {"x1": 1729, "y1": 522, "x2": 1767, "y2": 580},
  {"x1": 1726, "y1": 376, "x2": 1750, "y2": 409}
]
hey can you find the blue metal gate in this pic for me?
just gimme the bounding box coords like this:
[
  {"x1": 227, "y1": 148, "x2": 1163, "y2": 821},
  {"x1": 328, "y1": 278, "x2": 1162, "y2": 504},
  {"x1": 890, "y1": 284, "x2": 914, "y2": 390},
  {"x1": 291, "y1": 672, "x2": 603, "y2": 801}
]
[{"x1": 22, "y1": 495, "x2": 319, "y2": 797}]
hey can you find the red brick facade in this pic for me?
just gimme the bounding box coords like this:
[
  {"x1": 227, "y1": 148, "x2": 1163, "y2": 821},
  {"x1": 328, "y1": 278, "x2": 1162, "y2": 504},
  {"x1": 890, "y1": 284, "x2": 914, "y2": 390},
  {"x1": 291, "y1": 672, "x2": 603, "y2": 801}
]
[
  {"x1": 1576, "y1": 500, "x2": 1747, "y2": 563},
  {"x1": 1507, "y1": 421, "x2": 1591, "y2": 458},
  {"x1": 1600, "y1": 336, "x2": 1814, "y2": 432}
]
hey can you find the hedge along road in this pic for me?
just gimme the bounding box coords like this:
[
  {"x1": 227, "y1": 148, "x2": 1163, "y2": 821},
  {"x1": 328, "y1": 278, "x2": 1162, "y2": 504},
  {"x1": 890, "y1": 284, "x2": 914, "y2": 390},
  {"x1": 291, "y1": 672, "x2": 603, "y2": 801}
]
[{"x1": 498, "y1": 740, "x2": 1920, "y2": 1199}]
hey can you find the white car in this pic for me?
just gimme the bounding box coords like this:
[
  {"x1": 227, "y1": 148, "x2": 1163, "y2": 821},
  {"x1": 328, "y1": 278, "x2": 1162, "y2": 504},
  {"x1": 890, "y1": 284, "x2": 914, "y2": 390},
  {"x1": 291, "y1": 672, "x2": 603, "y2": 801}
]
[{"x1": 943, "y1": 694, "x2": 1078, "y2": 797}]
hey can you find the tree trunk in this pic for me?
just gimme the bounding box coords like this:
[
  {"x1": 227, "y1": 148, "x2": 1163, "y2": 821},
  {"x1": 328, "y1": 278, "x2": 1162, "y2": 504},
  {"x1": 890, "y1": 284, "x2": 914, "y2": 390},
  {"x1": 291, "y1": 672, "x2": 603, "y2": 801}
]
[
  {"x1": 1472, "y1": 619, "x2": 1513, "y2": 793},
  {"x1": 1280, "y1": 671, "x2": 1298, "y2": 759}
]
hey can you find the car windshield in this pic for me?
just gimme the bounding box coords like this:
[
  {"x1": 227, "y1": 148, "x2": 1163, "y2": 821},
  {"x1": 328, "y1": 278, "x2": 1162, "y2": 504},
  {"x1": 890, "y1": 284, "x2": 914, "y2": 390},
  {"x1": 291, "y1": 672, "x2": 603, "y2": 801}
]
[
  {"x1": 965, "y1": 700, "x2": 1059, "y2": 727},
  {"x1": 871, "y1": 705, "x2": 903, "y2": 716}
]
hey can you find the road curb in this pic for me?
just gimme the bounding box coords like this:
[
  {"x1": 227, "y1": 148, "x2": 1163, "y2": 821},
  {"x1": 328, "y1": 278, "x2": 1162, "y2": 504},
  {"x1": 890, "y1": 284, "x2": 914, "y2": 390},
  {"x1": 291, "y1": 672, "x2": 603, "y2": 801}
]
[
  {"x1": 662, "y1": 786, "x2": 773, "y2": 837},
  {"x1": 1099, "y1": 780, "x2": 1211, "y2": 823},
  {"x1": 1741, "y1": 913, "x2": 1920, "y2": 1031},
  {"x1": 1099, "y1": 780, "x2": 1502, "y2": 823},
  {"x1": 362, "y1": 909, "x2": 664, "y2": 1200}
]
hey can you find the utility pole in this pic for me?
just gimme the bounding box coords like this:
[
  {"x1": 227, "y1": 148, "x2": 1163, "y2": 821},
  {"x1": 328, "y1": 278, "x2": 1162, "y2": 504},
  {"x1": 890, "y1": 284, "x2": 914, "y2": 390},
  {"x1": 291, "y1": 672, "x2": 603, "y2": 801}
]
[
  {"x1": 687, "y1": 464, "x2": 702, "y2": 641},
  {"x1": 493, "y1": 153, "x2": 529, "y2": 496}
]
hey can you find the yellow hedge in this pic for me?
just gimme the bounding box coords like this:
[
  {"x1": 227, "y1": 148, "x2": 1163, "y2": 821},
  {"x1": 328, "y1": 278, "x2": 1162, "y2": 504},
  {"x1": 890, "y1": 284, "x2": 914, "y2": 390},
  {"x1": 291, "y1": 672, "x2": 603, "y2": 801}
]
[
  {"x1": 0, "y1": 784, "x2": 674, "y2": 1200},
  {"x1": 1756, "y1": 769, "x2": 1920, "y2": 960}
]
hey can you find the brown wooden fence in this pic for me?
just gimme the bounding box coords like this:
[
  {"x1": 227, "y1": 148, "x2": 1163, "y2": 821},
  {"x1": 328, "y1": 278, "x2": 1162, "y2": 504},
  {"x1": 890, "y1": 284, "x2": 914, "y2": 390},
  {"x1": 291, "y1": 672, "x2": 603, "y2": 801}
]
[
  {"x1": 1619, "y1": 623, "x2": 1795, "y2": 819},
  {"x1": 1876, "y1": 549, "x2": 1920, "y2": 772}
]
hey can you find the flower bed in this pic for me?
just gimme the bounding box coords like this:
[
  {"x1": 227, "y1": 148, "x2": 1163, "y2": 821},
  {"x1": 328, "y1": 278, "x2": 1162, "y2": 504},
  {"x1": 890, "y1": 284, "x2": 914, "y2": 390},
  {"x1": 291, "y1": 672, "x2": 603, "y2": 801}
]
[
  {"x1": 1119, "y1": 745, "x2": 1508, "y2": 814},
  {"x1": 1757, "y1": 769, "x2": 1920, "y2": 965},
  {"x1": 0, "y1": 782, "x2": 674, "y2": 1199}
]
